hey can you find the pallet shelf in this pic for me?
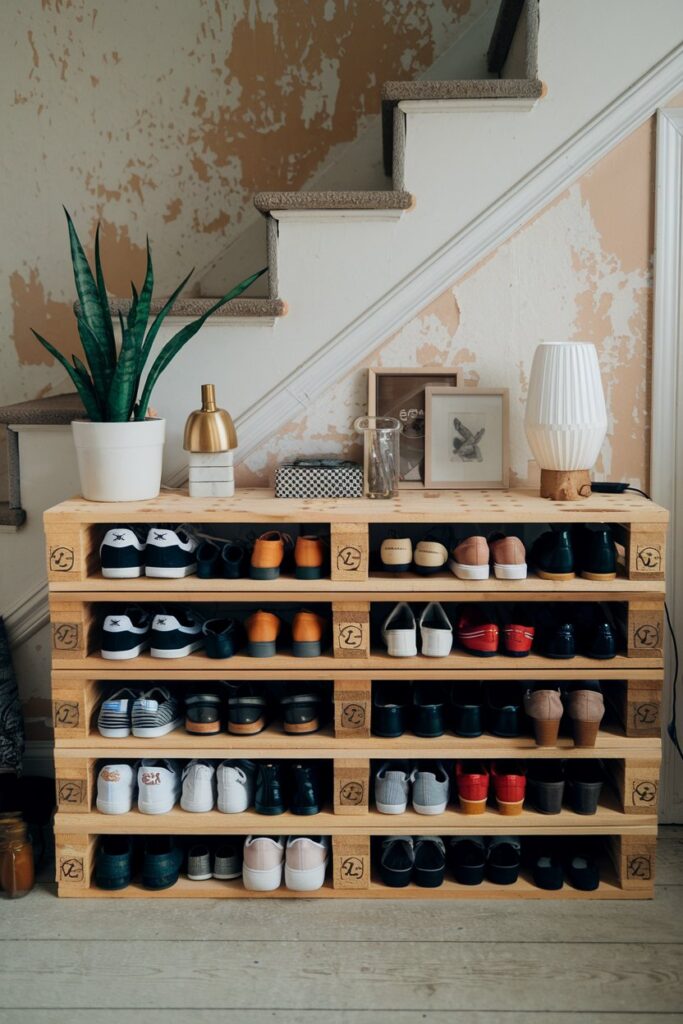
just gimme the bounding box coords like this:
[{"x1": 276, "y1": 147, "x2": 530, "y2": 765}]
[{"x1": 46, "y1": 488, "x2": 668, "y2": 899}]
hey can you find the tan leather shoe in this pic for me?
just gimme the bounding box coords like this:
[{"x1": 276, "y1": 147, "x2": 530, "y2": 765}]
[
  {"x1": 292, "y1": 610, "x2": 326, "y2": 658},
  {"x1": 245, "y1": 610, "x2": 281, "y2": 657},
  {"x1": 449, "y1": 536, "x2": 490, "y2": 580},
  {"x1": 414, "y1": 539, "x2": 448, "y2": 575},
  {"x1": 523, "y1": 687, "x2": 563, "y2": 746},
  {"x1": 565, "y1": 687, "x2": 605, "y2": 747},
  {"x1": 250, "y1": 531, "x2": 292, "y2": 580},
  {"x1": 294, "y1": 536, "x2": 325, "y2": 580},
  {"x1": 489, "y1": 533, "x2": 527, "y2": 580}
]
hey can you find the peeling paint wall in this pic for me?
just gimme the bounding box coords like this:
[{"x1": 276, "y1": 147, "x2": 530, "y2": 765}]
[
  {"x1": 237, "y1": 118, "x2": 660, "y2": 490},
  {"x1": 1, "y1": 0, "x2": 480, "y2": 412}
]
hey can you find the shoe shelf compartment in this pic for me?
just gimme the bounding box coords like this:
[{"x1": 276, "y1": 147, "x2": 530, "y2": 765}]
[
  {"x1": 45, "y1": 488, "x2": 667, "y2": 901},
  {"x1": 52, "y1": 753, "x2": 660, "y2": 821},
  {"x1": 53, "y1": 831, "x2": 656, "y2": 900}
]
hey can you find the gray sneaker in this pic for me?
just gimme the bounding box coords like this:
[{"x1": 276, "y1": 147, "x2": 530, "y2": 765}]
[
  {"x1": 411, "y1": 762, "x2": 450, "y2": 815},
  {"x1": 375, "y1": 761, "x2": 411, "y2": 814},
  {"x1": 214, "y1": 841, "x2": 243, "y2": 880},
  {"x1": 187, "y1": 844, "x2": 211, "y2": 881}
]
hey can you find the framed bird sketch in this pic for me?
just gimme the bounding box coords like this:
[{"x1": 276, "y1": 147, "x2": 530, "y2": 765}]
[{"x1": 424, "y1": 387, "x2": 509, "y2": 489}]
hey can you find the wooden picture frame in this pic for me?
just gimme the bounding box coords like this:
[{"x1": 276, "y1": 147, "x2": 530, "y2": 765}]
[
  {"x1": 367, "y1": 367, "x2": 458, "y2": 488},
  {"x1": 424, "y1": 386, "x2": 509, "y2": 489}
]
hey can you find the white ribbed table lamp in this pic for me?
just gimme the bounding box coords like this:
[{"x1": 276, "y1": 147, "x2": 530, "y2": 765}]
[{"x1": 524, "y1": 342, "x2": 607, "y2": 501}]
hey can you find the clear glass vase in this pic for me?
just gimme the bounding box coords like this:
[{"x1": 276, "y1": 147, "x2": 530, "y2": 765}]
[{"x1": 354, "y1": 416, "x2": 401, "y2": 499}]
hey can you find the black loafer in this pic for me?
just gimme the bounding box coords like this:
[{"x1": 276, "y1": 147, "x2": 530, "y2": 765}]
[
  {"x1": 486, "y1": 836, "x2": 521, "y2": 885},
  {"x1": 227, "y1": 686, "x2": 267, "y2": 735},
  {"x1": 487, "y1": 683, "x2": 524, "y2": 737},
  {"x1": 531, "y1": 528, "x2": 575, "y2": 580},
  {"x1": 565, "y1": 848, "x2": 600, "y2": 890},
  {"x1": 280, "y1": 693, "x2": 323, "y2": 734},
  {"x1": 532, "y1": 849, "x2": 564, "y2": 890},
  {"x1": 221, "y1": 542, "x2": 246, "y2": 579},
  {"x1": 575, "y1": 525, "x2": 617, "y2": 581},
  {"x1": 379, "y1": 837, "x2": 414, "y2": 888},
  {"x1": 527, "y1": 761, "x2": 565, "y2": 814},
  {"x1": 185, "y1": 693, "x2": 222, "y2": 735},
  {"x1": 202, "y1": 617, "x2": 238, "y2": 659},
  {"x1": 196, "y1": 540, "x2": 220, "y2": 579},
  {"x1": 372, "y1": 682, "x2": 409, "y2": 738},
  {"x1": 566, "y1": 759, "x2": 604, "y2": 815},
  {"x1": 541, "y1": 620, "x2": 576, "y2": 659},
  {"x1": 413, "y1": 837, "x2": 446, "y2": 888},
  {"x1": 448, "y1": 836, "x2": 486, "y2": 885},
  {"x1": 451, "y1": 682, "x2": 484, "y2": 737},
  {"x1": 412, "y1": 684, "x2": 445, "y2": 737}
]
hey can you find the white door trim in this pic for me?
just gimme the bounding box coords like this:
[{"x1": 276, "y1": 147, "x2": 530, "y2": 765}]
[{"x1": 651, "y1": 106, "x2": 683, "y2": 823}]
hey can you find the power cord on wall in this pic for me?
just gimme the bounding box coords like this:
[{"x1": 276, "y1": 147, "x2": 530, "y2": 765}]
[{"x1": 591, "y1": 481, "x2": 683, "y2": 762}]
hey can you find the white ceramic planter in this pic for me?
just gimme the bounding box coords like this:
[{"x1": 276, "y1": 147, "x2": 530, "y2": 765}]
[{"x1": 72, "y1": 419, "x2": 165, "y2": 502}]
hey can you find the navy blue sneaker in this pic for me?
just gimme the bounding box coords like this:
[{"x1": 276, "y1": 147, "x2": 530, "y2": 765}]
[
  {"x1": 151, "y1": 609, "x2": 204, "y2": 658},
  {"x1": 101, "y1": 606, "x2": 152, "y2": 660},
  {"x1": 145, "y1": 526, "x2": 199, "y2": 578},
  {"x1": 100, "y1": 526, "x2": 147, "y2": 578}
]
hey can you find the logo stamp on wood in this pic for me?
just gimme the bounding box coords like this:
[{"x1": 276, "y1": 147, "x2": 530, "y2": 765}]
[
  {"x1": 632, "y1": 778, "x2": 658, "y2": 805},
  {"x1": 53, "y1": 701, "x2": 80, "y2": 728},
  {"x1": 340, "y1": 780, "x2": 365, "y2": 805},
  {"x1": 49, "y1": 546, "x2": 75, "y2": 572},
  {"x1": 633, "y1": 623, "x2": 660, "y2": 649},
  {"x1": 60, "y1": 857, "x2": 84, "y2": 881},
  {"x1": 340, "y1": 856, "x2": 365, "y2": 881},
  {"x1": 337, "y1": 545, "x2": 362, "y2": 572},
  {"x1": 627, "y1": 854, "x2": 652, "y2": 880},
  {"x1": 633, "y1": 702, "x2": 659, "y2": 729},
  {"x1": 636, "y1": 545, "x2": 662, "y2": 572},
  {"x1": 341, "y1": 703, "x2": 366, "y2": 729},
  {"x1": 338, "y1": 623, "x2": 363, "y2": 650},
  {"x1": 58, "y1": 780, "x2": 85, "y2": 805},
  {"x1": 53, "y1": 623, "x2": 80, "y2": 651}
]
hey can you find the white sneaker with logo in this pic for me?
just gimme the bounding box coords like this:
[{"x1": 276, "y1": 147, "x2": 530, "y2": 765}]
[
  {"x1": 181, "y1": 761, "x2": 216, "y2": 813},
  {"x1": 137, "y1": 759, "x2": 181, "y2": 814},
  {"x1": 96, "y1": 763, "x2": 136, "y2": 814}
]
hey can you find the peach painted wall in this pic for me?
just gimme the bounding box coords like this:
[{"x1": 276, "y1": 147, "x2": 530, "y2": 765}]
[
  {"x1": 1, "y1": 0, "x2": 480, "y2": 411},
  {"x1": 237, "y1": 117, "x2": 662, "y2": 491}
]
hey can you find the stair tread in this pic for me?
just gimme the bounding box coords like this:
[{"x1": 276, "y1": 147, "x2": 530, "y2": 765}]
[
  {"x1": 0, "y1": 393, "x2": 86, "y2": 425},
  {"x1": 254, "y1": 190, "x2": 413, "y2": 212},
  {"x1": 78, "y1": 297, "x2": 286, "y2": 319},
  {"x1": 381, "y1": 78, "x2": 543, "y2": 102}
]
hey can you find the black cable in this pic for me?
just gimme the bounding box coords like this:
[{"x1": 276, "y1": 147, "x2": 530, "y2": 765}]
[{"x1": 623, "y1": 485, "x2": 683, "y2": 762}]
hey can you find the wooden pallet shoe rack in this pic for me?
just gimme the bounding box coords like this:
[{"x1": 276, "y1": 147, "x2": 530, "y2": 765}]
[{"x1": 45, "y1": 488, "x2": 667, "y2": 899}]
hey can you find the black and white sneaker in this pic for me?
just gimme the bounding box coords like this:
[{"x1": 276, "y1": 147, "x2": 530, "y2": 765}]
[
  {"x1": 131, "y1": 688, "x2": 183, "y2": 737},
  {"x1": 97, "y1": 687, "x2": 140, "y2": 737},
  {"x1": 151, "y1": 609, "x2": 204, "y2": 658},
  {"x1": 101, "y1": 607, "x2": 152, "y2": 660},
  {"x1": 145, "y1": 527, "x2": 199, "y2": 578},
  {"x1": 100, "y1": 527, "x2": 147, "y2": 578}
]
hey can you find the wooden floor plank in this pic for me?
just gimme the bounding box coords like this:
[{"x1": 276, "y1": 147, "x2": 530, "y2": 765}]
[
  {"x1": 3, "y1": 882, "x2": 681, "y2": 944},
  {"x1": 1, "y1": 941, "x2": 681, "y2": 1012},
  {"x1": 2, "y1": 1014, "x2": 682, "y2": 1024}
]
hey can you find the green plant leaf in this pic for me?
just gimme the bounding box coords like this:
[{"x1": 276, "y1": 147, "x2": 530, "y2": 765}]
[
  {"x1": 31, "y1": 329, "x2": 101, "y2": 421},
  {"x1": 76, "y1": 314, "x2": 113, "y2": 400},
  {"x1": 106, "y1": 313, "x2": 140, "y2": 421},
  {"x1": 137, "y1": 268, "x2": 194, "y2": 380},
  {"x1": 127, "y1": 282, "x2": 139, "y2": 336},
  {"x1": 133, "y1": 239, "x2": 154, "y2": 376},
  {"x1": 135, "y1": 267, "x2": 266, "y2": 421},
  {"x1": 71, "y1": 352, "x2": 105, "y2": 419},
  {"x1": 64, "y1": 209, "x2": 114, "y2": 405},
  {"x1": 94, "y1": 223, "x2": 116, "y2": 367}
]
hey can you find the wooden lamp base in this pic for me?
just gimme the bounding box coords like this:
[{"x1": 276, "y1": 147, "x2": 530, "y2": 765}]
[{"x1": 540, "y1": 469, "x2": 592, "y2": 501}]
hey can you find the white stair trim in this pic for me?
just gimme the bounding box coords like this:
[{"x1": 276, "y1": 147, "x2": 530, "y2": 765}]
[
  {"x1": 5, "y1": 581, "x2": 49, "y2": 649},
  {"x1": 651, "y1": 105, "x2": 683, "y2": 823},
  {"x1": 222, "y1": 43, "x2": 683, "y2": 470}
]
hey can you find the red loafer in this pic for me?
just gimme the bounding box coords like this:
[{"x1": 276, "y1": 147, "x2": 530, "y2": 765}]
[
  {"x1": 491, "y1": 761, "x2": 527, "y2": 815},
  {"x1": 456, "y1": 610, "x2": 499, "y2": 656},
  {"x1": 455, "y1": 761, "x2": 490, "y2": 814},
  {"x1": 502, "y1": 623, "x2": 535, "y2": 657}
]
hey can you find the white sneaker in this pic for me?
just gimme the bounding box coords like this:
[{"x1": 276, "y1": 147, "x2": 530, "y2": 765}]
[
  {"x1": 96, "y1": 763, "x2": 136, "y2": 814},
  {"x1": 180, "y1": 761, "x2": 216, "y2": 813},
  {"x1": 217, "y1": 760, "x2": 257, "y2": 813},
  {"x1": 243, "y1": 835, "x2": 284, "y2": 891},
  {"x1": 382, "y1": 603, "x2": 417, "y2": 657},
  {"x1": 285, "y1": 836, "x2": 329, "y2": 891},
  {"x1": 137, "y1": 759, "x2": 180, "y2": 814},
  {"x1": 419, "y1": 602, "x2": 453, "y2": 657}
]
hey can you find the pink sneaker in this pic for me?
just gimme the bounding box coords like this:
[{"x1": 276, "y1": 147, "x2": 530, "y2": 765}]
[
  {"x1": 285, "y1": 836, "x2": 329, "y2": 891},
  {"x1": 242, "y1": 835, "x2": 284, "y2": 891},
  {"x1": 449, "y1": 536, "x2": 490, "y2": 580}
]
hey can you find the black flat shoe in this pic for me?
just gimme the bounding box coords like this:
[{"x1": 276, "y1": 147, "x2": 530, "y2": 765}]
[
  {"x1": 372, "y1": 682, "x2": 410, "y2": 738},
  {"x1": 448, "y1": 837, "x2": 486, "y2": 885},
  {"x1": 486, "y1": 682, "x2": 524, "y2": 737},
  {"x1": 527, "y1": 761, "x2": 565, "y2": 815},
  {"x1": 450, "y1": 682, "x2": 484, "y2": 737},
  {"x1": 379, "y1": 837, "x2": 414, "y2": 888},
  {"x1": 413, "y1": 837, "x2": 446, "y2": 887},
  {"x1": 530, "y1": 528, "x2": 575, "y2": 580},
  {"x1": 412, "y1": 683, "x2": 445, "y2": 738},
  {"x1": 532, "y1": 849, "x2": 564, "y2": 890},
  {"x1": 565, "y1": 848, "x2": 600, "y2": 891},
  {"x1": 486, "y1": 836, "x2": 521, "y2": 885}
]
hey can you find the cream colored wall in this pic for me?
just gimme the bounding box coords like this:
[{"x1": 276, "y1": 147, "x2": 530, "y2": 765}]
[
  {"x1": 236, "y1": 117, "x2": 659, "y2": 490},
  {"x1": 1, "y1": 0, "x2": 480, "y2": 411}
]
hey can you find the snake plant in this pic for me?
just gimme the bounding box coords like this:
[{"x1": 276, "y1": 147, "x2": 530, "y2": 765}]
[{"x1": 32, "y1": 209, "x2": 266, "y2": 422}]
